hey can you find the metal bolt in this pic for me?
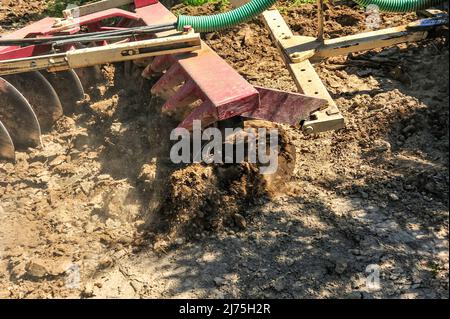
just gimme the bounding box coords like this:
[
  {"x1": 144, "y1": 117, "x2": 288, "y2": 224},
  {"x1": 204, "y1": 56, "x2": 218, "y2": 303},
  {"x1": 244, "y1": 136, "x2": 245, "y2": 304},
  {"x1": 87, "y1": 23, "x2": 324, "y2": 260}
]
[
  {"x1": 304, "y1": 126, "x2": 314, "y2": 134},
  {"x1": 183, "y1": 25, "x2": 193, "y2": 33}
]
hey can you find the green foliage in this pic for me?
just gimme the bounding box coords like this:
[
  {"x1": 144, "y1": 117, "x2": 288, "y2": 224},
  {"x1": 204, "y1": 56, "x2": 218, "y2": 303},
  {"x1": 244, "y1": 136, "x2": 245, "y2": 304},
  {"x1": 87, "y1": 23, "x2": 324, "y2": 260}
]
[
  {"x1": 182, "y1": 0, "x2": 229, "y2": 6},
  {"x1": 291, "y1": 0, "x2": 317, "y2": 4},
  {"x1": 46, "y1": 0, "x2": 97, "y2": 17},
  {"x1": 183, "y1": 0, "x2": 210, "y2": 5}
]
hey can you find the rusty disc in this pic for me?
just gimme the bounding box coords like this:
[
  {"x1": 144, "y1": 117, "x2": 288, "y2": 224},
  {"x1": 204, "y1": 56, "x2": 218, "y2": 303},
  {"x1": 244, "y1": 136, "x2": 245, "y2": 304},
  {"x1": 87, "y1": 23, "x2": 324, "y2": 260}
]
[
  {"x1": 41, "y1": 69, "x2": 85, "y2": 114},
  {"x1": 0, "y1": 77, "x2": 42, "y2": 149},
  {"x1": 3, "y1": 71, "x2": 63, "y2": 131},
  {"x1": 0, "y1": 119, "x2": 15, "y2": 161}
]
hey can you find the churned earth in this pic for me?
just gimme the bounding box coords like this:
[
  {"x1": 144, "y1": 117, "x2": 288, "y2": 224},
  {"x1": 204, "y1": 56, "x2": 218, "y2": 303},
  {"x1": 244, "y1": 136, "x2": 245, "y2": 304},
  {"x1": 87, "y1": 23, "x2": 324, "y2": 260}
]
[{"x1": 0, "y1": 1, "x2": 448, "y2": 298}]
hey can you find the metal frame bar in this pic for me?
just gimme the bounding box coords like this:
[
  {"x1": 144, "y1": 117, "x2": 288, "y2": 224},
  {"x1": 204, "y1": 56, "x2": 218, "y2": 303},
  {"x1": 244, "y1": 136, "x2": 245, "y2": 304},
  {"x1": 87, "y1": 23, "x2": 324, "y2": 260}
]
[
  {"x1": 63, "y1": 0, "x2": 158, "y2": 18},
  {"x1": 0, "y1": 33, "x2": 201, "y2": 76},
  {"x1": 261, "y1": 6, "x2": 445, "y2": 134},
  {"x1": 282, "y1": 25, "x2": 429, "y2": 63},
  {"x1": 261, "y1": 10, "x2": 344, "y2": 134}
]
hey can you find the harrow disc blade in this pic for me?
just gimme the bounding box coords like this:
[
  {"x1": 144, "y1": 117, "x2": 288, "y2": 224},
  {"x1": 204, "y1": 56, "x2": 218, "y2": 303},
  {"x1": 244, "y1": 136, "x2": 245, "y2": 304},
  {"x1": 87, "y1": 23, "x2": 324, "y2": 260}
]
[
  {"x1": 0, "y1": 120, "x2": 15, "y2": 161},
  {"x1": 3, "y1": 71, "x2": 63, "y2": 131},
  {"x1": 41, "y1": 70, "x2": 85, "y2": 114},
  {"x1": 74, "y1": 66, "x2": 104, "y2": 90},
  {"x1": 0, "y1": 77, "x2": 42, "y2": 149}
]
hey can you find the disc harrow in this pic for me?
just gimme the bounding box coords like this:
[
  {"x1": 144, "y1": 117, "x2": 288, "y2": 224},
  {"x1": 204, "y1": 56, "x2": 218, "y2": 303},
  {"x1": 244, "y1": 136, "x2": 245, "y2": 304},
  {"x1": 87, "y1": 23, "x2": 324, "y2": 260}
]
[{"x1": 0, "y1": 0, "x2": 328, "y2": 161}]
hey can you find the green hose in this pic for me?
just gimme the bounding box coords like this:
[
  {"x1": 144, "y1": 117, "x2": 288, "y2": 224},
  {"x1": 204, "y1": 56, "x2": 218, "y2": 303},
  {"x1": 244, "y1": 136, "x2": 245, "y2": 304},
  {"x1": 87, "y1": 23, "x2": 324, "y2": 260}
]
[
  {"x1": 176, "y1": 0, "x2": 447, "y2": 32},
  {"x1": 177, "y1": 0, "x2": 277, "y2": 32},
  {"x1": 352, "y1": 0, "x2": 447, "y2": 12}
]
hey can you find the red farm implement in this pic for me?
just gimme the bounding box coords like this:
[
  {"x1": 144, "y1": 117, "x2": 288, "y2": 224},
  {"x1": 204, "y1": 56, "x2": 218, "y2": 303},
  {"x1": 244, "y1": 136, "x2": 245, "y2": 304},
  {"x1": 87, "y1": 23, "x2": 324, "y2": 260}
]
[{"x1": 0, "y1": 0, "x2": 328, "y2": 161}]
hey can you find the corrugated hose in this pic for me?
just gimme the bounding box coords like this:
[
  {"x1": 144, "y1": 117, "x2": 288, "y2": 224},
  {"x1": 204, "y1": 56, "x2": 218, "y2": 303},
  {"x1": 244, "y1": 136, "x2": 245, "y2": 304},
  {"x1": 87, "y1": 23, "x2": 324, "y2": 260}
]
[{"x1": 176, "y1": 0, "x2": 448, "y2": 32}]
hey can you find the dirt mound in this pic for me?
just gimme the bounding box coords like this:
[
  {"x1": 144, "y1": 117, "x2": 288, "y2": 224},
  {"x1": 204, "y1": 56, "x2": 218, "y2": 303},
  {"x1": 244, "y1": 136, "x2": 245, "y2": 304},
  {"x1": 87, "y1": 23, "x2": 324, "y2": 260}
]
[
  {"x1": 149, "y1": 163, "x2": 266, "y2": 250},
  {"x1": 139, "y1": 118, "x2": 298, "y2": 250}
]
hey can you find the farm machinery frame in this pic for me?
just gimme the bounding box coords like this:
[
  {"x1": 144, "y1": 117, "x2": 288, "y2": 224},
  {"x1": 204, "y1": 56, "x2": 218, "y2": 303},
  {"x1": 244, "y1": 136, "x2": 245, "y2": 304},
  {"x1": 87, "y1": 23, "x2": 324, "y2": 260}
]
[{"x1": 0, "y1": 0, "x2": 448, "y2": 161}]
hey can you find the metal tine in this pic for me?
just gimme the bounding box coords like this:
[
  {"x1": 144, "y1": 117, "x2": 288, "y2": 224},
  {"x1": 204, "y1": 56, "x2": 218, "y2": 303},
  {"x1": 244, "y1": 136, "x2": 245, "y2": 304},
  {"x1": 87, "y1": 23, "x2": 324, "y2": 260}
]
[
  {"x1": 142, "y1": 55, "x2": 176, "y2": 78},
  {"x1": 150, "y1": 63, "x2": 186, "y2": 100},
  {"x1": 0, "y1": 119, "x2": 15, "y2": 161},
  {"x1": 3, "y1": 71, "x2": 63, "y2": 131},
  {"x1": 151, "y1": 55, "x2": 177, "y2": 72},
  {"x1": 0, "y1": 77, "x2": 42, "y2": 149},
  {"x1": 161, "y1": 79, "x2": 202, "y2": 113},
  {"x1": 242, "y1": 86, "x2": 327, "y2": 126},
  {"x1": 178, "y1": 100, "x2": 217, "y2": 131}
]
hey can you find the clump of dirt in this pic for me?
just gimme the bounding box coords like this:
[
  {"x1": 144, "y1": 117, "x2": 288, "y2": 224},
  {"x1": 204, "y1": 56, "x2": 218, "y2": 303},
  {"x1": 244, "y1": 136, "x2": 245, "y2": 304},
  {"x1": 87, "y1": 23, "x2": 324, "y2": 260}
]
[
  {"x1": 143, "y1": 115, "x2": 299, "y2": 250},
  {"x1": 149, "y1": 162, "x2": 268, "y2": 250}
]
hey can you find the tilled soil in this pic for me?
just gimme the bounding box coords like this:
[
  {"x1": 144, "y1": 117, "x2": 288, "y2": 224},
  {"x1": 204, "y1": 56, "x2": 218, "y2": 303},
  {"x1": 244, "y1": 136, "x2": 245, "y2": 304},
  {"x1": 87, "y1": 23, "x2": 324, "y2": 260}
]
[
  {"x1": 0, "y1": 1, "x2": 448, "y2": 298},
  {"x1": 0, "y1": 0, "x2": 48, "y2": 31}
]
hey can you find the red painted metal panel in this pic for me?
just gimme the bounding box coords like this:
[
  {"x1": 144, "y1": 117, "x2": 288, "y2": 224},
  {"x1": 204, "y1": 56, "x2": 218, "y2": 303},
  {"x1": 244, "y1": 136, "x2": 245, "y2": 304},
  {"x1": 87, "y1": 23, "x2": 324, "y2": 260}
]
[
  {"x1": 0, "y1": 9, "x2": 140, "y2": 42},
  {"x1": 134, "y1": 0, "x2": 159, "y2": 8},
  {"x1": 135, "y1": 2, "x2": 177, "y2": 26},
  {"x1": 0, "y1": 46, "x2": 39, "y2": 61},
  {"x1": 75, "y1": 9, "x2": 140, "y2": 27},
  {"x1": 242, "y1": 86, "x2": 327, "y2": 126},
  {"x1": 0, "y1": 17, "x2": 56, "y2": 41}
]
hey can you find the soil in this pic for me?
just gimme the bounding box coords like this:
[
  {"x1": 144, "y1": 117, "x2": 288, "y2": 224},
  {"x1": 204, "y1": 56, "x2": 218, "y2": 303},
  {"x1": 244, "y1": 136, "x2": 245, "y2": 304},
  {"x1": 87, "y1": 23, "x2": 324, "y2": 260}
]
[
  {"x1": 0, "y1": 0, "x2": 48, "y2": 31},
  {"x1": 1, "y1": 1, "x2": 448, "y2": 299}
]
